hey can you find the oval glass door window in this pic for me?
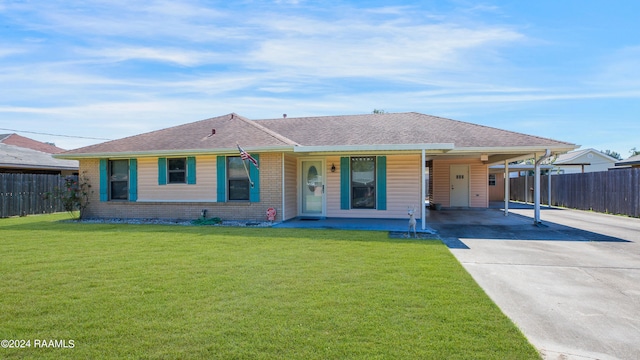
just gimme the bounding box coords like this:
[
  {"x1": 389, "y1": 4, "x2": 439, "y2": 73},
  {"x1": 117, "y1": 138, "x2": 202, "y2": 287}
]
[{"x1": 307, "y1": 166, "x2": 318, "y2": 192}]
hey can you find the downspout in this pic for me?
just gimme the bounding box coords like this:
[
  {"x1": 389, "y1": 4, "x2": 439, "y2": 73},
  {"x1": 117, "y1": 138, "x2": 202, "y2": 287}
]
[
  {"x1": 421, "y1": 149, "x2": 426, "y2": 230},
  {"x1": 534, "y1": 149, "x2": 552, "y2": 224},
  {"x1": 281, "y1": 153, "x2": 285, "y2": 222}
]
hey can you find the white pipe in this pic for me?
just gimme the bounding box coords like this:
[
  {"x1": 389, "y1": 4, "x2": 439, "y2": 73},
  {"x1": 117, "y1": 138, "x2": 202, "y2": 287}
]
[
  {"x1": 421, "y1": 149, "x2": 426, "y2": 230},
  {"x1": 534, "y1": 149, "x2": 551, "y2": 224},
  {"x1": 548, "y1": 171, "x2": 552, "y2": 208},
  {"x1": 504, "y1": 160, "x2": 509, "y2": 216},
  {"x1": 281, "y1": 153, "x2": 285, "y2": 222}
]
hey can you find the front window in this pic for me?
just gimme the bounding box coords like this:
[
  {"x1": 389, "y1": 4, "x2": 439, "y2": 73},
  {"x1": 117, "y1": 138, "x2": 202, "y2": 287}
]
[
  {"x1": 109, "y1": 159, "x2": 128, "y2": 200},
  {"x1": 228, "y1": 157, "x2": 250, "y2": 201},
  {"x1": 351, "y1": 157, "x2": 375, "y2": 209},
  {"x1": 168, "y1": 158, "x2": 186, "y2": 184}
]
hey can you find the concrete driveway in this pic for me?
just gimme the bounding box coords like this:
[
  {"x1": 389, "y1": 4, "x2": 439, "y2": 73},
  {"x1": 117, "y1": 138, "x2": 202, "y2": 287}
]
[{"x1": 446, "y1": 206, "x2": 640, "y2": 360}]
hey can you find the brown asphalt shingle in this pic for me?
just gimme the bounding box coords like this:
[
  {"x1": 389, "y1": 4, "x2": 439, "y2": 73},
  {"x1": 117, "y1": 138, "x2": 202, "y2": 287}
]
[
  {"x1": 61, "y1": 112, "x2": 575, "y2": 155},
  {"x1": 255, "y1": 112, "x2": 573, "y2": 148},
  {"x1": 62, "y1": 113, "x2": 296, "y2": 155}
]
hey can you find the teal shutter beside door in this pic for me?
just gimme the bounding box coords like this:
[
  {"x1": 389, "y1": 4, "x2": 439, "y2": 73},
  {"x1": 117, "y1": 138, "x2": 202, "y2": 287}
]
[
  {"x1": 129, "y1": 159, "x2": 138, "y2": 202},
  {"x1": 99, "y1": 159, "x2": 108, "y2": 202},
  {"x1": 158, "y1": 158, "x2": 167, "y2": 185},
  {"x1": 216, "y1": 156, "x2": 226, "y2": 202},
  {"x1": 249, "y1": 154, "x2": 260, "y2": 202},
  {"x1": 187, "y1": 156, "x2": 196, "y2": 184},
  {"x1": 376, "y1": 156, "x2": 387, "y2": 210},
  {"x1": 340, "y1": 157, "x2": 350, "y2": 210}
]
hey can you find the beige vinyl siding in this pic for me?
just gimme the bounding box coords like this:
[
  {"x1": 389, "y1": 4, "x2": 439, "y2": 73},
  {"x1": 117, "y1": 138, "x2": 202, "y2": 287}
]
[
  {"x1": 283, "y1": 154, "x2": 298, "y2": 220},
  {"x1": 137, "y1": 156, "x2": 217, "y2": 202},
  {"x1": 432, "y1": 158, "x2": 488, "y2": 208},
  {"x1": 326, "y1": 154, "x2": 421, "y2": 219},
  {"x1": 469, "y1": 162, "x2": 488, "y2": 207}
]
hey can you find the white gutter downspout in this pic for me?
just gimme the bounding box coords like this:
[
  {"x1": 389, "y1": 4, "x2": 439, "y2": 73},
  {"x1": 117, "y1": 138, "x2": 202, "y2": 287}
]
[
  {"x1": 504, "y1": 160, "x2": 509, "y2": 216},
  {"x1": 281, "y1": 153, "x2": 285, "y2": 222},
  {"x1": 421, "y1": 149, "x2": 426, "y2": 230},
  {"x1": 534, "y1": 149, "x2": 552, "y2": 224}
]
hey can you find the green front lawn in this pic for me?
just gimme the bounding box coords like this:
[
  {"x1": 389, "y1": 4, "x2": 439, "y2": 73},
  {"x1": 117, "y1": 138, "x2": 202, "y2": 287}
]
[{"x1": 0, "y1": 214, "x2": 539, "y2": 359}]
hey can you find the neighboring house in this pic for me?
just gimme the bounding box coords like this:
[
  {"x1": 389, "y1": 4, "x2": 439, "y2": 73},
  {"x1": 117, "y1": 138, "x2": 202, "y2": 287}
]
[
  {"x1": 550, "y1": 148, "x2": 618, "y2": 174},
  {"x1": 0, "y1": 133, "x2": 78, "y2": 175},
  {"x1": 614, "y1": 154, "x2": 640, "y2": 168},
  {"x1": 55, "y1": 112, "x2": 577, "y2": 222}
]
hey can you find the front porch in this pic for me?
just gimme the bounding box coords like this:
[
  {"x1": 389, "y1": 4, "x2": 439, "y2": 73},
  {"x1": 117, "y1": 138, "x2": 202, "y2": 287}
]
[
  {"x1": 274, "y1": 201, "x2": 528, "y2": 233},
  {"x1": 273, "y1": 202, "x2": 619, "y2": 248}
]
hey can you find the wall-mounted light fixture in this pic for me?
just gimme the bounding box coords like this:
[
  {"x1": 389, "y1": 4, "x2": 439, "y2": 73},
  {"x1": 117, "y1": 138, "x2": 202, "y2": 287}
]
[{"x1": 331, "y1": 163, "x2": 336, "y2": 172}]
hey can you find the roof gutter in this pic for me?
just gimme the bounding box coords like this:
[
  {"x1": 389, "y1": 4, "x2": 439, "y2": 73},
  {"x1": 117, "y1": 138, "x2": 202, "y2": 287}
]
[
  {"x1": 54, "y1": 145, "x2": 297, "y2": 159},
  {"x1": 293, "y1": 143, "x2": 455, "y2": 153}
]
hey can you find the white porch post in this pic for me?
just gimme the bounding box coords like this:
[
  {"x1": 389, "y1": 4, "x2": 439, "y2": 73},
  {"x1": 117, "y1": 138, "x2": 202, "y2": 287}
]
[
  {"x1": 504, "y1": 160, "x2": 509, "y2": 216},
  {"x1": 524, "y1": 173, "x2": 528, "y2": 204},
  {"x1": 534, "y1": 152, "x2": 541, "y2": 224},
  {"x1": 533, "y1": 149, "x2": 551, "y2": 224},
  {"x1": 548, "y1": 170, "x2": 552, "y2": 208},
  {"x1": 421, "y1": 149, "x2": 426, "y2": 230}
]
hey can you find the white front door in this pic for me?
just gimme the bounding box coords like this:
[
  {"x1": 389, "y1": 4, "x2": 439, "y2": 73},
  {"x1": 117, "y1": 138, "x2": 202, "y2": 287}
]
[
  {"x1": 450, "y1": 165, "x2": 469, "y2": 207},
  {"x1": 301, "y1": 160, "x2": 325, "y2": 216}
]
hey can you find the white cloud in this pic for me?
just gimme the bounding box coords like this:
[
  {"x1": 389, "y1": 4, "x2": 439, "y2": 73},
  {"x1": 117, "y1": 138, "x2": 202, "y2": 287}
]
[{"x1": 77, "y1": 46, "x2": 225, "y2": 67}]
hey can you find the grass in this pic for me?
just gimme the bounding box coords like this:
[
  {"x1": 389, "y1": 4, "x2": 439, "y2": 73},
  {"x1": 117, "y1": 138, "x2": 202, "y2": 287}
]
[{"x1": 0, "y1": 214, "x2": 539, "y2": 359}]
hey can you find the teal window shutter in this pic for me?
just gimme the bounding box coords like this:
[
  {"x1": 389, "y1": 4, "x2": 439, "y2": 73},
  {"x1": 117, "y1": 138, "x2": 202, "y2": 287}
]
[
  {"x1": 99, "y1": 159, "x2": 108, "y2": 201},
  {"x1": 187, "y1": 156, "x2": 196, "y2": 184},
  {"x1": 216, "y1": 156, "x2": 226, "y2": 202},
  {"x1": 129, "y1": 159, "x2": 138, "y2": 202},
  {"x1": 158, "y1": 157, "x2": 167, "y2": 185},
  {"x1": 340, "y1": 157, "x2": 350, "y2": 209},
  {"x1": 249, "y1": 154, "x2": 260, "y2": 202},
  {"x1": 376, "y1": 156, "x2": 387, "y2": 210}
]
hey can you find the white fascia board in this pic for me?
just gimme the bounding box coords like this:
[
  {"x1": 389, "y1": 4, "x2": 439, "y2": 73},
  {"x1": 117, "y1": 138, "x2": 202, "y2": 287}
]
[
  {"x1": 452, "y1": 145, "x2": 578, "y2": 154},
  {"x1": 54, "y1": 146, "x2": 296, "y2": 159},
  {"x1": 293, "y1": 143, "x2": 455, "y2": 153}
]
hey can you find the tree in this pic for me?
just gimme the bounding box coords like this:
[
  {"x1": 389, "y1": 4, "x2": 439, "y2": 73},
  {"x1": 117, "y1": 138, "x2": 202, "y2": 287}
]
[
  {"x1": 601, "y1": 149, "x2": 623, "y2": 160},
  {"x1": 372, "y1": 109, "x2": 386, "y2": 114},
  {"x1": 630, "y1": 147, "x2": 640, "y2": 156}
]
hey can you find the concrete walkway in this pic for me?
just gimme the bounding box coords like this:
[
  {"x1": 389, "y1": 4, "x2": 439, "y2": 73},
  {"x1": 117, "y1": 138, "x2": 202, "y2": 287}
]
[{"x1": 449, "y1": 206, "x2": 640, "y2": 360}]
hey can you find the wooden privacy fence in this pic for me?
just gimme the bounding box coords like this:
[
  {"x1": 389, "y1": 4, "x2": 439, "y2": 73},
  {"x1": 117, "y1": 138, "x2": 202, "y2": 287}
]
[
  {"x1": 0, "y1": 173, "x2": 69, "y2": 218},
  {"x1": 510, "y1": 168, "x2": 640, "y2": 218}
]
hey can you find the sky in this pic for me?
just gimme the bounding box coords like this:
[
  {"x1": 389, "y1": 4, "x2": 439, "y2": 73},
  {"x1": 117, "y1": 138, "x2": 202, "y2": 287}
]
[{"x1": 1, "y1": 0, "x2": 639, "y2": 158}]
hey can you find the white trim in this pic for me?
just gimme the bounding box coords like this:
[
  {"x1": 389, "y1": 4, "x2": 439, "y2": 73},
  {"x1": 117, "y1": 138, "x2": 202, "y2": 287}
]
[
  {"x1": 293, "y1": 143, "x2": 454, "y2": 153},
  {"x1": 421, "y1": 149, "x2": 426, "y2": 230},
  {"x1": 135, "y1": 199, "x2": 218, "y2": 203},
  {"x1": 54, "y1": 146, "x2": 296, "y2": 159},
  {"x1": 281, "y1": 152, "x2": 285, "y2": 221}
]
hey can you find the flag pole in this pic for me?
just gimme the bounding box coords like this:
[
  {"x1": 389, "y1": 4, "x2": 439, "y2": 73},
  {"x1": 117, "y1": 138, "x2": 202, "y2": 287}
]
[
  {"x1": 237, "y1": 142, "x2": 254, "y2": 188},
  {"x1": 242, "y1": 156, "x2": 254, "y2": 188}
]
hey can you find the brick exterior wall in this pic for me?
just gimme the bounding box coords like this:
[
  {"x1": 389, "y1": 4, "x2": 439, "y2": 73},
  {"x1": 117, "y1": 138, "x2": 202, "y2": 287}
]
[{"x1": 79, "y1": 153, "x2": 284, "y2": 222}]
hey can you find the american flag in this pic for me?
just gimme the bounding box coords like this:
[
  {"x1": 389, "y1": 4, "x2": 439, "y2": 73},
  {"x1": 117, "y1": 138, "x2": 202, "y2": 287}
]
[{"x1": 237, "y1": 144, "x2": 259, "y2": 169}]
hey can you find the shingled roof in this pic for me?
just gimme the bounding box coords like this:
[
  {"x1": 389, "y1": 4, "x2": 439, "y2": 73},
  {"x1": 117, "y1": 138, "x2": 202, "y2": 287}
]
[
  {"x1": 256, "y1": 112, "x2": 571, "y2": 148},
  {"x1": 0, "y1": 143, "x2": 78, "y2": 171},
  {"x1": 58, "y1": 112, "x2": 577, "y2": 158},
  {"x1": 61, "y1": 113, "x2": 297, "y2": 156},
  {"x1": 0, "y1": 133, "x2": 67, "y2": 153}
]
